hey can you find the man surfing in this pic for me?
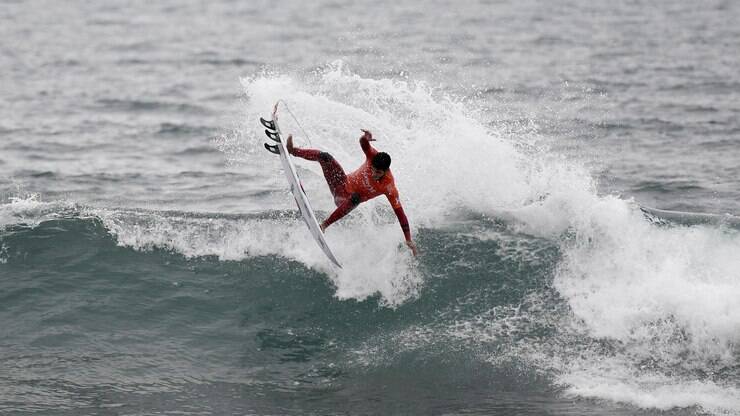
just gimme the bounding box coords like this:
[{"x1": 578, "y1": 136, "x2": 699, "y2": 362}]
[{"x1": 285, "y1": 129, "x2": 418, "y2": 256}]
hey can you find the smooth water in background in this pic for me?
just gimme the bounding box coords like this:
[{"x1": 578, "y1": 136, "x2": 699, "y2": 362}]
[{"x1": 2, "y1": 1, "x2": 740, "y2": 415}]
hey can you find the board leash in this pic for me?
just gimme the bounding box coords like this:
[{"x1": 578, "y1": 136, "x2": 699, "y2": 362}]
[{"x1": 275, "y1": 99, "x2": 313, "y2": 147}]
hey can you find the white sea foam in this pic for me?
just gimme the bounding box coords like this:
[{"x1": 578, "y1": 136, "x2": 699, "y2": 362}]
[
  {"x1": 215, "y1": 63, "x2": 740, "y2": 413},
  {"x1": 0, "y1": 193, "x2": 74, "y2": 228},
  {"x1": 559, "y1": 355, "x2": 740, "y2": 414}
]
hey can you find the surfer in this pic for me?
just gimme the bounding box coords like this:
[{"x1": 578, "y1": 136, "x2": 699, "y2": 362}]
[{"x1": 286, "y1": 130, "x2": 418, "y2": 256}]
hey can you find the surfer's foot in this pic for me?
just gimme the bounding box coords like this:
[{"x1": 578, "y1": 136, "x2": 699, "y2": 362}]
[{"x1": 286, "y1": 134, "x2": 295, "y2": 155}]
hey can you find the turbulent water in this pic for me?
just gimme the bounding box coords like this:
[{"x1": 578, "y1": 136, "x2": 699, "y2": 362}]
[{"x1": 2, "y1": 1, "x2": 740, "y2": 415}]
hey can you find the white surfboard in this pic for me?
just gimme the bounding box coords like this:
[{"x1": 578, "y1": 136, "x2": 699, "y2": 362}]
[{"x1": 261, "y1": 108, "x2": 342, "y2": 268}]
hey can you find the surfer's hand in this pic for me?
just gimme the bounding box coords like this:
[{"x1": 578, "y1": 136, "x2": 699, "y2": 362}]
[
  {"x1": 320, "y1": 222, "x2": 327, "y2": 232},
  {"x1": 406, "y1": 240, "x2": 418, "y2": 256},
  {"x1": 361, "y1": 129, "x2": 375, "y2": 141}
]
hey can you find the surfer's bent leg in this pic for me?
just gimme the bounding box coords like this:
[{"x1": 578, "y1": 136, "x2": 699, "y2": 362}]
[
  {"x1": 291, "y1": 147, "x2": 348, "y2": 202},
  {"x1": 317, "y1": 152, "x2": 349, "y2": 202}
]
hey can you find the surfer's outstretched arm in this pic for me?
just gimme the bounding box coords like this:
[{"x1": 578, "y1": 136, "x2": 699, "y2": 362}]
[{"x1": 392, "y1": 204, "x2": 418, "y2": 256}]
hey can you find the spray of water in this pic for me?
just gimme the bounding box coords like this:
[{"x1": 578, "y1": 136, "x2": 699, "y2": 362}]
[{"x1": 216, "y1": 62, "x2": 740, "y2": 413}]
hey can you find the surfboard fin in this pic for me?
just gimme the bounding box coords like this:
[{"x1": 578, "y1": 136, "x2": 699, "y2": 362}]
[
  {"x1": 264, "y1": 129, "x2": 281, "y2": 142},
  {"x1": 264, "y1": 143, "x2": 280, "y2": 154},
  {"x1": 260, "y1": 117, "x2": 276, "y2": 131}
]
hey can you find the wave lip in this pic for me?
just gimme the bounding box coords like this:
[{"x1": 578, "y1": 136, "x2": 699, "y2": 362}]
[
  {"x1": 0, "y1": 194, "x2": 422, "y2": 307},
  {"x1": 641, "y1": 206, "x2": 740, "y2": 228},
  {"x1": 0, "y1": 194, "x2": 77, "y2": 229}
]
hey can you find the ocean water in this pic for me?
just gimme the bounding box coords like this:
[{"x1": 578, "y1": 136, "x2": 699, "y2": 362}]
[{"x1": 2, "y1": 0, "x2": 740, "y2": 415}]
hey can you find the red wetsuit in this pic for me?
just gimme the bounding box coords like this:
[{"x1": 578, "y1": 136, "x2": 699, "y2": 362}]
[{"x1": 290, "y1": 136, "x2": 412, "y2": 242}]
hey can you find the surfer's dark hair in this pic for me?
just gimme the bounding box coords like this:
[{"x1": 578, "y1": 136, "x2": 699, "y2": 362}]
[{"x1": 371, "y1": 152, "x2": 391, "y2": 171}]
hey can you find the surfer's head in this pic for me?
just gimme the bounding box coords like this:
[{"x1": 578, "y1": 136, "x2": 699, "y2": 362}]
[{"x1": 371, "y1": 152, "x2": 391, "y2": 180}]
